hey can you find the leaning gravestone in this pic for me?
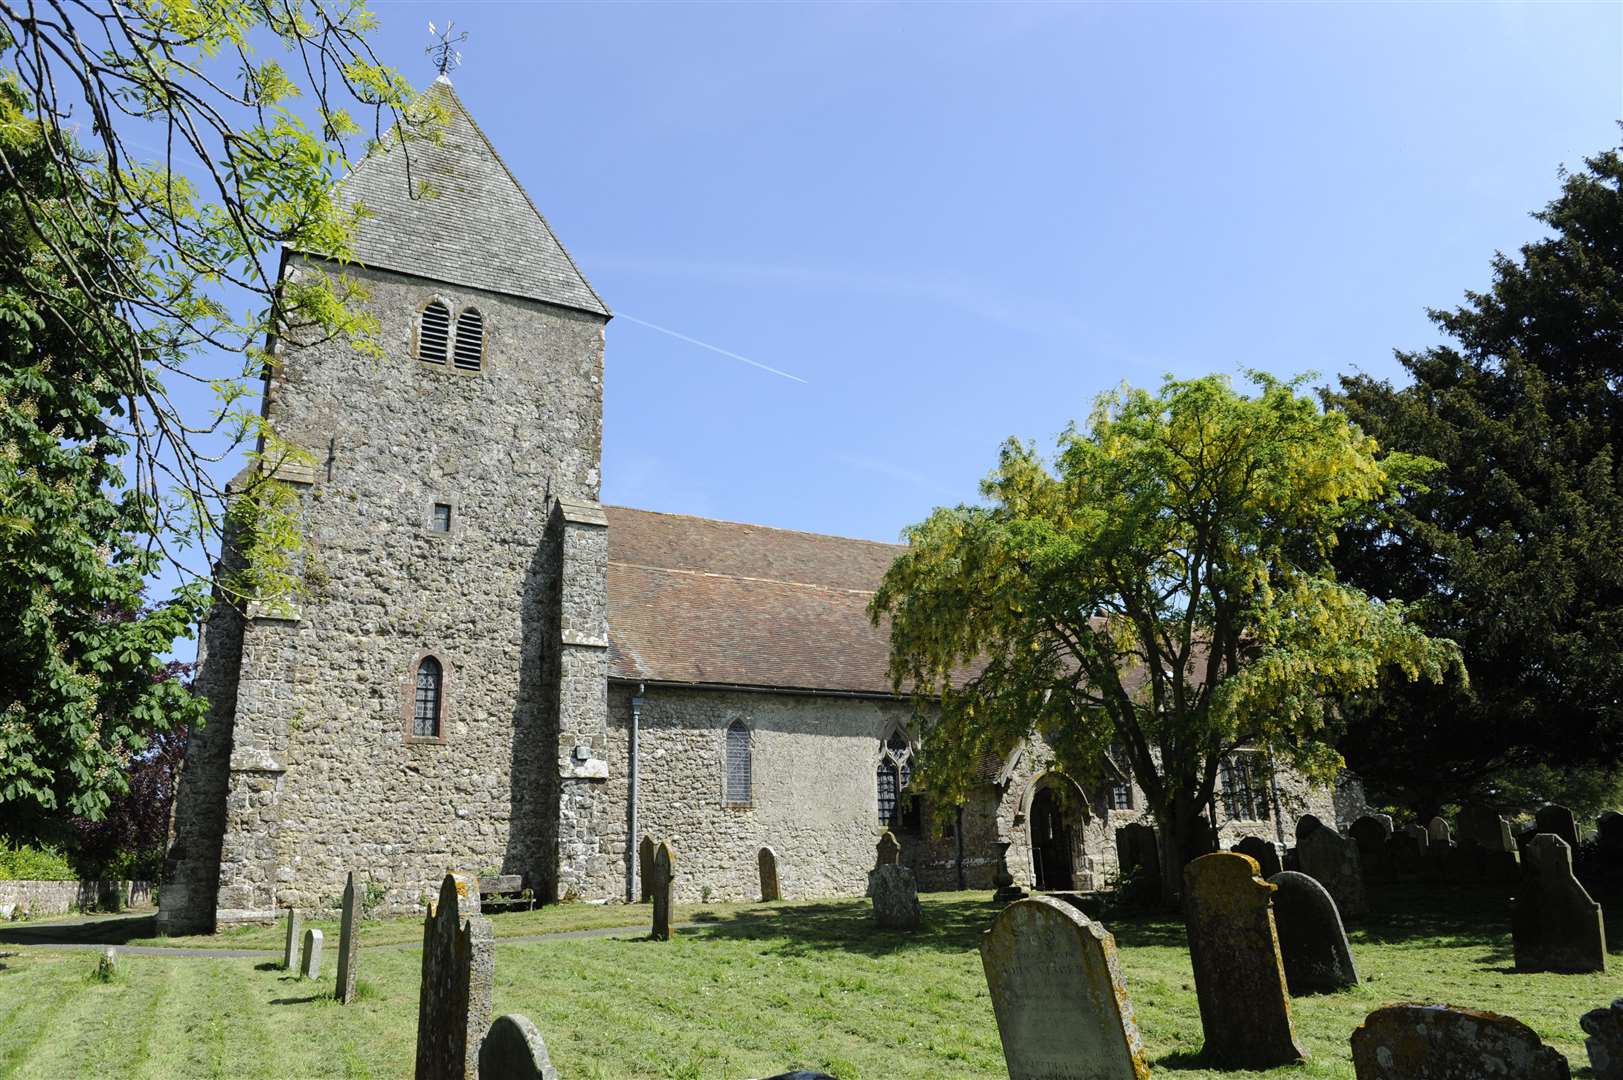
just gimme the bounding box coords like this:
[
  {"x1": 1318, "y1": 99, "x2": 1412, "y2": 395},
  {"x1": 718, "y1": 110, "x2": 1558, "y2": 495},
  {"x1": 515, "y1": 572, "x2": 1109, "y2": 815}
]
[
  {"x1": 335, "y1": 871, "x2": 360, "y2": 1004},
  {"x1": 871, "y1": 864, "x2": 921, "y2": 930},
  {"x1": 1350, "y1": 1003, "x2": 1571, "y2": 1080},
  {"x1": 1512, "y1": 833, "x2": 1606, "y2": 973},
  {"x1": 1297, "y1": 822, "x2": 1367, "y2": 919},
  {"x1": 979, "y1": 895, "x2": 1151, "y2": 1079},
  {"x1": 416, "y1": 874, "x2": 495, "y2": 1080},
  {"x1": 1537, "y1": 803, "x2": 1580, "y2": 850},
  {"x1": 875, "y1": 830, "x2": 901, "y2": 867},
  {"x1": 300, "y1": 927, "x2": 324, "y2": 980},
  {"x1": 282, "y1": 907, "x2": 303, "y2": 971},
  {"x1": 638, "y1": 835, "x2": 654, "y2": 903},
  {"x1": 478, "y1": 1014, "x2": 560, "y2": 1080},
  {"x1": 1233, "y1": 836, "x2": 1282, "y2": 879},
  {"x1": 758, "y1": 846, "x2": 780, "y2": 902},
  {"x1": 651, "y1": 841, "x2": 676, "y2": 941},
  {"x1": 1582, "y1": 998, "x2": 1623, "y2": 1080},
  {"x1": 1268, "y1": 871, "x2": 1359, "y2": 994},
  {"x1": 1183, "y1": 852, "x2": 1305, "y2": 1069}
]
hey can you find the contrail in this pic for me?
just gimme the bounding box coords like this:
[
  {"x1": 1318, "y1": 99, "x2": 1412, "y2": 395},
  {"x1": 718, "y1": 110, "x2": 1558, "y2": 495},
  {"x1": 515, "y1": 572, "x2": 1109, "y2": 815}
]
[{"x1": 616, "y1": 313, "x2": 808, "y2": 385}]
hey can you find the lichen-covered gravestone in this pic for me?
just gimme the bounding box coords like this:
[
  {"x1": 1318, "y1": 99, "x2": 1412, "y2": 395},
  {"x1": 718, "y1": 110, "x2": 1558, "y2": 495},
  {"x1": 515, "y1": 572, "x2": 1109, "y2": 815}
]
[
  {"x1": 651, "y1": 841, "x2": 676, "y2": 941},
  {"x1": 1233, "y1": 836, "x2": 1282, "y2": 879},
  {"x1": 638, "y1": 835, "x2": 654, "y2": 903},
  {"x1": 1268, "y1": 871, "x2": 1359, "y2": 994},
  {"x1": 1297, "y1": 822, "x2": 1367, "y2": 919},
  {"x1": 300, "y1": 928, "x2": 324, "y2": 980},
  {"x1": 1182, "y1": 852, "x2": 1305, "y2": 1069},
  {"x1": 282, "y1": 907, "x2": 302, "y2": 971},
  {"x1": 1583, "y1": 998, "x2": 1623, "y2": 1080},
  {"x1": 1512, "y1": 833, "x2": 1606, "y2": 973},
  {"x1": 871, "y1": 864, "x2": 921, "y2": 930},
  {"x1": 875, "y1": 830, "x2": 901, "y2": 867},
  {"x1": 478, "y1": 1014, "x2": 560, "y2": 1080},
  {"x1": 979, "y1": 895, "x2": 1151, "y2": 1079},
  {"x1": 415, "y1": 874, "x2": 494, "y2": 1080},
  {"x1": 1349, "y1": 1003, "x2": 1571, "y2": 1080},
  {"x1": 447, "y1": 871, "x2": 481, "y2": 916},
  {"x1": 758, "y1": 846, "x2": 780, "y2": 902},
  {"x1": 1536, "y1": 803, "x2": 1580, "y2": 850},
  {"x1": 335, "y1": 870, "x2": 360, "y2": 1004}
]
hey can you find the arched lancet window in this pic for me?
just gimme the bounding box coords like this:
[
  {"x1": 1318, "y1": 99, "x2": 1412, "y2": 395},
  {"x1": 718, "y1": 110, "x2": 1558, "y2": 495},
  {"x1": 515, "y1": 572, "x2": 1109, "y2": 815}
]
[
  {"x1": 724, "y1": 720, "x2": 752, "y2": 807},
  {"x1": 414, "y1": 656, "x2": 443, "y2": 737},
  {"x1": 453, "y1": 308, "x2": 484, "y2": 371},
  {"x1": 877, "y1": 728, "x2": 913, "y2": 827},
  {"x1": 418, "y1": 300, "x2": 451, "y2": 365}
]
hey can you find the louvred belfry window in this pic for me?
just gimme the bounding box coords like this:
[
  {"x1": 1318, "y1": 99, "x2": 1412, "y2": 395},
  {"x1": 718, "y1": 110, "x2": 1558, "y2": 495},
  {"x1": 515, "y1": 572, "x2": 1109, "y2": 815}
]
[
  {"x1": 419, "y1": 301, "x2": 450, "y2": 364},
  {"x1": 453, "y1": 308, "x2": 484, "y2": 371},
  {"x1": 414, "y1": 656, "x2": 443, "y2": 737},
  {"x1": 724, "y1": 720, "x2": 752, "y2": 806}
]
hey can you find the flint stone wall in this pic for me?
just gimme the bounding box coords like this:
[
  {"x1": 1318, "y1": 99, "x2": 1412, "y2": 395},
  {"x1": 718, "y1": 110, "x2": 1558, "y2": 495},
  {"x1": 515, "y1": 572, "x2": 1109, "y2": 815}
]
[{"x1": 0, "y1": 880, "x2": 154, "y2": 921}]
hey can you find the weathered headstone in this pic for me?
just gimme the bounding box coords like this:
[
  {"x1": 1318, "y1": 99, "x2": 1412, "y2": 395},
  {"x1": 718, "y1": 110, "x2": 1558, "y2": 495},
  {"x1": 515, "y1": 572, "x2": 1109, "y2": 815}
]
[
  {"x1": 1182, "y1": 852, "x2": 1305, "y2": 1069},
  {"x1": 871, "y1": 864, "x2": 921, "y2": 930},
  {"x1": 1512, "y1": 833, "x2": 1606, "y2": 973},
  {"x1": 650, "y1": 841, "x2": 676, "y2": 941},
  {"x1": 638, "y1": 835, "x2": 654, "y2": 903},
  {"x1": 1350, "y1": 1003, "x2": 1571, "y2": 1080},
  {"x1": 992, "y1": 841, "x2": 1027, "y2": 904},
  {"x1": 1296, "y1": 814, "x2": 1324, "y2": 844},
  {"x1": 335, "y1": 870, "x2": 360, "y2": 1004},
  {"x1": 1113, "y1": 822, "x2": 1160, "y2": 906},
  {"x1": 1583, "y1": 998, "x2": 1623, "y2": 1080},
  {"x1": 300, "y1": 927, "x2": 324, "y2": 980},
  {"x1": 415, "y1": 873, "x2": 495, "y2": 1080},
  {"x1": 1537, "y1": 803, "x2": 1580, "y2": 850},
  {"x1": 1268, "y1": 871, "x2": 1359, "y2": 994},
  {"x1": 1459, "y1": 804, "x2": 1514, "y2": 852},
  {"x1": 1233, "y1": 836, "x2": 1282, "y2": 880},
  {"x1": 1402, "y1": 822, "x2": 1430, "y2": 852},
  {"x1": 1426, "y1": 816, "x2": 1453, "y2": 847},
  {"x1": 758, "y1": 846, "x2": 780, "y2": 903},
  {"x1": 447, "y1": 871, "x2": 481, "y2": 916},
  {"x1": 282, "y1": 907, "x2": 303, "y2": 971},
  {"x1": 875, "y1": 830, "x2": 901, "y2": 867},
  {"x1": 478, "y1": 1014, "x2": 560, "y2": 1080},
  {"x1": 1297, "y1": 822, "x2": 1367, "y2": 919},
  {"x1": 979, "y1": 895, "x2": 1151, "y2": 1079}
]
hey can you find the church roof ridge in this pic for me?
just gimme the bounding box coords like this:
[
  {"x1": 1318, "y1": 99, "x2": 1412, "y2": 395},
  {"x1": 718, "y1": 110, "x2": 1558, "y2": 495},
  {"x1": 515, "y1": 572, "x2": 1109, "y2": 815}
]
[{"x1": 603, "y1": 503, "x2": 904, "y2": 552}]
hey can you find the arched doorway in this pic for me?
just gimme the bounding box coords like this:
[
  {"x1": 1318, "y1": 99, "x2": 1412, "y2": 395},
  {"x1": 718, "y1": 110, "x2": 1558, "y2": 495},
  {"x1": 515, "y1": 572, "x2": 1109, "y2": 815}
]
[{"x1": 1030, "y1": 786, "x2": 1075, "y2": 891}]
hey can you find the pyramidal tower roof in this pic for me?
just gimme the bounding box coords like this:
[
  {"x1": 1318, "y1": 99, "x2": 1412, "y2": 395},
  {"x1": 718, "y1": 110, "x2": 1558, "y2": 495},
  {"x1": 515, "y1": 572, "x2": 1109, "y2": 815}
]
[{"x1": 310, "y1": 75, "x2": 609, "y2": 317}]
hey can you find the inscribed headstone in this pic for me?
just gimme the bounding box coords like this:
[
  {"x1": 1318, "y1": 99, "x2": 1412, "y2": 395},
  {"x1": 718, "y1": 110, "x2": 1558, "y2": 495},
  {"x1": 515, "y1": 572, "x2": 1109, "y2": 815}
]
[
  {"x1": 1268, "y1": 871, "x2": 1359, "y2": 994},
  {"x1": 1297, "y1": 822, "x2": 1367, "y2": 919},
  {"x1": 478, "y1": 1014, "x2": 560, "y2": 1080},
  {"x1": 282, "y1": 907, "x2": 302, "y2": 971},
  {"x1": 1182, "y1": 852, "x2": 1305, "y2": 1069},
  {"x1": 1511, "y1": 833, "x2": 1606, "y2": 973},
  {"x1": 1536, "y1": 804, "x2": 1580, "y2": 850},
  {"x1": 638, "y1": 835, "x2": 654, "y2": 903},
  {"x1": 871, "y1": 864, "x2": 921, "y2": 930},
  {"x1": 1233, "y1": 836, "x2": 1282, "y2": 879},
  {"x1": 1582, "y1": 998, "x2": 1623, "y2": 1080},
  {"x1": 335, "y1": 870, "x2": 360, "y2": 1004},
  {"x1": 758, "y1": 846, "x2": 780, "y2": 903},
  {"x1": 415, "y1": 874, "x2": 495, "y2": 1080},
  {"x1": 875, "y1": 830, "x2": 901, "y2": 867},
  {"x1": 300, "y1": 927, "x2": 324, "y2": 980},
  {"x1": 979, "y1": 895, "x2": 1151, "y2": 1079},
  {"x1": 1350, "y1": 1003, "x2": 1571, "y2": 1080},
  {"x1": 650, "y1": 841, "x2": 675, "y2": 941}
]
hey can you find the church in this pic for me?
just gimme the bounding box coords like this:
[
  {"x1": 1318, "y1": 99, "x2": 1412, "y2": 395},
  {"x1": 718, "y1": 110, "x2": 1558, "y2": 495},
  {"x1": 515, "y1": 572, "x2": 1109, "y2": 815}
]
[{"x1": 157, "y1": 78, "x2": 1349, "y2": 933}]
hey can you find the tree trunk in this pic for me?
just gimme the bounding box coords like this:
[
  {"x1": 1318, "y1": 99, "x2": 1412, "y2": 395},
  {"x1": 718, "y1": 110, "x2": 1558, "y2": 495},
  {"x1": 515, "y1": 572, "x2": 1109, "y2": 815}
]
[{"x1": 1154, "y1": 796, "x2": 1208, "y2": 910}]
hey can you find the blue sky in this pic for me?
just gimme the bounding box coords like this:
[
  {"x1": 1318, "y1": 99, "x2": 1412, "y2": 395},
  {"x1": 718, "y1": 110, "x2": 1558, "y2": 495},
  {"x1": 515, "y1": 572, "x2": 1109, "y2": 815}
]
[{"x1": 274, "y1": 3, "x2": 1623, "y2": 547}]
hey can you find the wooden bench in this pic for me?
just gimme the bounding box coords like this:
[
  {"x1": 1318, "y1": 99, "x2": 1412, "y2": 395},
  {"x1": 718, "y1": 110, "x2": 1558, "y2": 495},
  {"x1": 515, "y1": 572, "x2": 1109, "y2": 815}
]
[{"x1": 477, "y1": 874, "x2": 535, "y2": 913}]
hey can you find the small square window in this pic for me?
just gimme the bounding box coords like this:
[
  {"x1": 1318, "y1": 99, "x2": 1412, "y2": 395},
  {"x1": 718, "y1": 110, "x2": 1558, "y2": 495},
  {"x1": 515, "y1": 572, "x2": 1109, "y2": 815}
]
[{"x1": 431, "y1": 503, "x2": 452, "y2": 533}]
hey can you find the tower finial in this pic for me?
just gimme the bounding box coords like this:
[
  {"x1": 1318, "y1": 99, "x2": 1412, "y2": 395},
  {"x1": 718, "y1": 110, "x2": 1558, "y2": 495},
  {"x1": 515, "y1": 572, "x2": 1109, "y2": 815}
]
[{"x1": 425, "y1": 20, "x2": 469, "y2": 78}]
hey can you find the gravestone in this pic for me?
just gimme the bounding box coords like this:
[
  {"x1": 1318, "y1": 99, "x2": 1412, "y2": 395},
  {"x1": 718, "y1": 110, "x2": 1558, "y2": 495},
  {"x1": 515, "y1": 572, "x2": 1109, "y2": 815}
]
[
  {"x1": 871, "y1": 864, "x2": 921, "y2": 930},
  {"x1": 1389, "y1": 828, "x2": 1426, "y2": 878},
  {"x1": 1113, "y1": 822, "x2": 1160, "y2": 906},
  {"x1": 638, "y1": 835, "x2": 654, "y2": 903},
  {"x1": 1349, "y1": 1003, "x2": 1571, "y2": 1080},
  {"x1": 1582, "y1": 998, "x2": 1623, "y2": 1080},
  {"x1": 1426, "y1": 816, "x2": 1453, "y2": 847},
  {"x1": 650, "y1": 841, "x2": 676, "y2": 941},
  {"x1": 447, "y1": 871, "x2": 481, "y2": 916},
  {"x1": 1350, "y1": 815, "x2": 1394, "y2": 881},
  {"x1": 335, "y1": 870, "x2": 360, "y2": 1004},
  {"x1": 1182, "y1": 852, "x2": 1305, "y2": 1069},
  {"x1": 282, "y1": 907, "x2": 302, "y2": 971},
  {"x1": 758, "y1": 846, "x2": 780, "y2": 902},
  {"x1": 1459, "y1": 805, "x2": 1514, "y2": 852},
  {"x1": 992, "y1": 841, "x2": 1027, "y2": 903},
  {"x1": 1297, "y1": 822, "x2": 1367, "y2": 919},
  {"x1": 875, "y1": 830, "x2": 901, "y2": 867},
  {"x1": 478, "y1": 1014, "x2": 560, "y2": 1080},
  {"x1": 1233, "y1": 836, "x2": 1282, "y2": 879},
  {"x1": 1512, "y1": 833, "x2": 1606, "y2": 973},
  {"x1": 96, "y1": 947, "x2": 117, "y2": 980},
  {"x1": 1537, "y1": 804, "x2": 1580, "y2": 850},
  {"x1": 415, "y1": 873, "x2": 495, "y2": 1080},
  {"x1": 300, "y1": 927, "x2": 324, "y2": 980},
  {"x1": 979, "y1": 895, "x2": 1151, "y2": 1079},
  {"x1": 1268, "y1": 871, "x2": 1359, "y2": 994}
]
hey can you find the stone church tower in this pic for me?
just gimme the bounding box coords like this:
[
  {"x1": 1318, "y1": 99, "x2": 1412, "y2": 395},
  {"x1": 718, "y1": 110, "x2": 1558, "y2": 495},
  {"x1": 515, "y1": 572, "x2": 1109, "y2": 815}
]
[{"x1": 158, "y1": 76, "x2": 616, "y2": 932}]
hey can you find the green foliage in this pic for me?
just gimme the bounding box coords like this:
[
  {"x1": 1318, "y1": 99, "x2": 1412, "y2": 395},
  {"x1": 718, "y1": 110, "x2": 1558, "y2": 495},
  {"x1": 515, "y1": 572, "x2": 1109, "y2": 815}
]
[
  {"x1": 0, "y1": 842, "x2": 75, "y2": 881},
  {"x1": 871, "y1": 373, "x2": 1460, "y2": 895},
  {"x1": 1330, "y1": 145, "x2": 1623, "y2": 815}
]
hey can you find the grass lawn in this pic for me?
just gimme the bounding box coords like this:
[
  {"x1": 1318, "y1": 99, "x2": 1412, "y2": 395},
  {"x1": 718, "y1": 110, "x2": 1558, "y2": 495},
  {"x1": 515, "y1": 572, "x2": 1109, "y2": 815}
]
[{"x1": 0, "y1": 883, "x2": 1616, "y2": 1078}]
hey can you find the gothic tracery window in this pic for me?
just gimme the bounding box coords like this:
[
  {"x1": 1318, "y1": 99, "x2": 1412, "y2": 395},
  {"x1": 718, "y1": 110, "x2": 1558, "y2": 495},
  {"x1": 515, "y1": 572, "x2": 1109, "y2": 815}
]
[
  {"x1": 414, "y1": 656, "x2": 443, "y2": 737},
  {"x1": 877, "y1": 729, "x2": 913, "y2": 828},
  {"x1": 724, "y1": 719, "x2": 752, "y2": 807}
]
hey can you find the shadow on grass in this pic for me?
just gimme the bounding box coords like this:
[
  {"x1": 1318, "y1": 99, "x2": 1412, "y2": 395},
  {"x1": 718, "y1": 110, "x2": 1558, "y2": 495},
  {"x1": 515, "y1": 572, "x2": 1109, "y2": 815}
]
[
  {"x1": 268, "y1": 992, "x2": 330, "y2": 1005},
  {"x1": 253, "y1": 961, "x2": 283, "y2": 972},
  {"x1": 0, "y1": 914, "x2": 157, "y2": 947}
]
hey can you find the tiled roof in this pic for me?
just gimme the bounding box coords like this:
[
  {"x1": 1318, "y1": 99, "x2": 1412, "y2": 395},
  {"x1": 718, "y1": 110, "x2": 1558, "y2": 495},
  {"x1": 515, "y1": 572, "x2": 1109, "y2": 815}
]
[
  {"x1": 300, "y1": 76, "x2": 609, "y2": 316},
  {"x1": 605, "y1": 506, "x2": 905, "y2": 695}
]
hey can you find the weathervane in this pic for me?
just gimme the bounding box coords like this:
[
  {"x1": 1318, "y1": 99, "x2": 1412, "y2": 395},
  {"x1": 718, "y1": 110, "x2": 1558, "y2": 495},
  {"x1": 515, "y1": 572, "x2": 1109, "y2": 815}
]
[{"x1": 426, "y1": 20, "x2": 468, "y2": 76}]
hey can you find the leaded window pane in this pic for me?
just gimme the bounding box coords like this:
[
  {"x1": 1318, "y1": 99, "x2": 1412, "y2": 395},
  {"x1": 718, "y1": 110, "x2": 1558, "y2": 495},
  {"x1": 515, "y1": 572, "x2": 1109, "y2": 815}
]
[
  {"x1": 415, "y1": 657, "x2": 442, "y2": 737},
  {"x1": 724, "y1": 721, "x2": 751, "y2": 806},
  {"x1": 877, "y1": 760, "x2": 899, "y2": 826}
]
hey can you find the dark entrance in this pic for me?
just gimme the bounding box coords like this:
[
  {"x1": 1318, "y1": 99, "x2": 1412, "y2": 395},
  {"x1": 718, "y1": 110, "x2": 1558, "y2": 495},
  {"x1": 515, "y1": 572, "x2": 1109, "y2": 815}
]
[{"x1": 1030, "y1": 786, "x2": 1075, "y2": 891}]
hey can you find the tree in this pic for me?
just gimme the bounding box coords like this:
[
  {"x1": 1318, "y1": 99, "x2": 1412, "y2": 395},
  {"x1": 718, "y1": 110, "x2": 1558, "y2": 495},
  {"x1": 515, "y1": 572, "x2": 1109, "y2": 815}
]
[
  {"x1": 870, "y1": 374, "x2": 1460, "y2": 902},
  {"x1": 1329, "y1": 147, "x2": 1623, "y2": 818}
]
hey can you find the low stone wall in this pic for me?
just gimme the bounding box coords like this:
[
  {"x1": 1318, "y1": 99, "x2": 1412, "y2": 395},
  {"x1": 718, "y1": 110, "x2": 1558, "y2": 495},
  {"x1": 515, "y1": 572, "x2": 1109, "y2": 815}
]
[{"x1": 0, "y1": 880, "x2": 155, "y2": 920}]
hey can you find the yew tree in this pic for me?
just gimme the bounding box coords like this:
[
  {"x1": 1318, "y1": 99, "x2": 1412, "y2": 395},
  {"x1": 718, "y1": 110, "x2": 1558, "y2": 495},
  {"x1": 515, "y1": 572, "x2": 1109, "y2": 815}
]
[{"x1": 870, "y1": 374, "x2": 1461, "y2": 902}]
